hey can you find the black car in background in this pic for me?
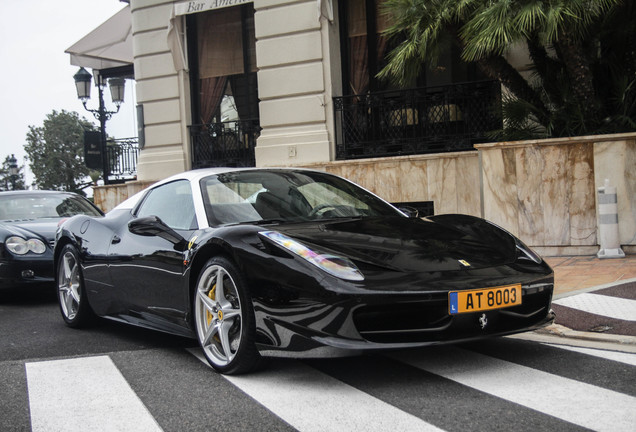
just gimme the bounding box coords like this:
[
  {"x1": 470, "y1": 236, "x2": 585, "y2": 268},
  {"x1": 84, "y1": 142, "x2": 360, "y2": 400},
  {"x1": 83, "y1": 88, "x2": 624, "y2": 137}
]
[{"x1": 0, "y1": 190, "x2": 103, "y2": 289}]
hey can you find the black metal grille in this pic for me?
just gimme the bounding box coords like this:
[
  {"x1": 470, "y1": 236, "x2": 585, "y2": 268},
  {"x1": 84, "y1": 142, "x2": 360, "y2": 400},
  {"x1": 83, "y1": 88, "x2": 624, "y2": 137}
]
[
  {"x1": 106, "y1": 137, "x2": 139, "y2": 183},
  {"x1": 190, "y1": 119, "x2": 260, "y2": 168},
  {"x1": 334, "y1": 80, "x2": 502, "y2": 160}
]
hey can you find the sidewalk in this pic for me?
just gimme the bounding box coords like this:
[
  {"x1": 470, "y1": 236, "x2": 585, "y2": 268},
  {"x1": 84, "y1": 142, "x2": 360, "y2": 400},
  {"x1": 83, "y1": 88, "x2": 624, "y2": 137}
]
[
  {"x1": 546, "y1": 255, "x2": 636, "y2": 297},
  {"x1": 540, "y1": 254, "x2": 636, "y2": 344}
]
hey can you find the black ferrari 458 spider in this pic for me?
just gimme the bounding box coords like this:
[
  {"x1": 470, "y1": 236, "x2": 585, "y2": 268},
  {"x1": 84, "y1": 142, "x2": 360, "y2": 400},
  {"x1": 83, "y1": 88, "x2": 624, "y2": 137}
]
[
  {"x1": 0, "y1": 190, "x2": 103, "y2": 290},
  {"x1": 54, "y1": 168, "x2": 554, "y2": 374}
]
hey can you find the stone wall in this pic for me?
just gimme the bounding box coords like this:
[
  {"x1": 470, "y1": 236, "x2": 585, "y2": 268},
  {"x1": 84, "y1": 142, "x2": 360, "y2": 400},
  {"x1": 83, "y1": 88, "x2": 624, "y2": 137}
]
[
  {"x1": 94, "y1": 133, "x2": 636, "y2": 256},
  {"x1": 302, "y1": 151, "x2": 481, "y2": 217},
  {"x1": 476, "y1": 133, "x2": 636, "y2": 256},
  {"x1": 93, "y1": 180, "x2": 155, "y2": 212}
]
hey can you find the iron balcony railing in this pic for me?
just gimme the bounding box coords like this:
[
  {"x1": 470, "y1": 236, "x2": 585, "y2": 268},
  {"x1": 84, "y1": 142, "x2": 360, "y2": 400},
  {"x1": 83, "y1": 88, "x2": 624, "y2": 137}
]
[
  {"x1": 190, "y1": 119, "x2": 260, "y2": 169},
  {"x1": 334, "y1": 80, "x2": 503, "y2": 160},
  {"x1": 106, "y1": 137, "x2": 139, "y2": 183}
]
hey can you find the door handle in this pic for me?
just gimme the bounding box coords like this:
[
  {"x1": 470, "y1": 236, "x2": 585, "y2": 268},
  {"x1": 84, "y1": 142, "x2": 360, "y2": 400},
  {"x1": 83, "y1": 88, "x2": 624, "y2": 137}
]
[{"x1": 111, "y1": 235, "x2": 121, "y2": 244}]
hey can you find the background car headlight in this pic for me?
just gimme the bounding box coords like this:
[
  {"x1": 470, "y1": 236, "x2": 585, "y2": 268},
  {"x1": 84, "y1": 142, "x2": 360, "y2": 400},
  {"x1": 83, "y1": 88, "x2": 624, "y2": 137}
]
[
  {"x1": 27, "y1": 238, "x2": 47, "y2": 254},
  {"x1": 5, "y1": 236, "x2": 47, "y2": 255},
  {"x1": 259, "y1": 231, "x2": 364, "y2": 281}
]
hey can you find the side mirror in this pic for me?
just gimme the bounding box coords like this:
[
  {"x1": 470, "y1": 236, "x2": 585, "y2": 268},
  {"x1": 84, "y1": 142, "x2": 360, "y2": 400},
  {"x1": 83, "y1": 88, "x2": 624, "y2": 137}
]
[
  {"x1": 398, "y1": 206, "x2": 419, "y2": 218},
  {"x1": 128, "y1": 216, "x2": 186, "y2": 246}
]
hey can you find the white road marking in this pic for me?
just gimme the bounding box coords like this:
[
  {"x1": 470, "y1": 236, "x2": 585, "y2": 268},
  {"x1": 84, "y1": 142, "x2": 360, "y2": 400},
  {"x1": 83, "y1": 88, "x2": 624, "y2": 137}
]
[
  {"x1": 553, "y1": 293, "x2": 636, "y2": 321},
  {"x1": 188, "y1": 349, "x2": 443, "y2": 432},
  {"x1": 392, "y1": 347, "x2": 636, "y2": 432},
  {"x1": 26, "y1": 355, "x2": 163, "y2": 432},
  {"x1": 545, "y1": 343, "x2": 636, "y2": 367}
]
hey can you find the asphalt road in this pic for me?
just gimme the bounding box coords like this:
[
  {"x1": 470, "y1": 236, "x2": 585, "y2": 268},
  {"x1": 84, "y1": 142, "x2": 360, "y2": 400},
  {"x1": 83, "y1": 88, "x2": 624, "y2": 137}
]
[{"x1": 1, "y1": 285, "x2": 635, "y2": 432}]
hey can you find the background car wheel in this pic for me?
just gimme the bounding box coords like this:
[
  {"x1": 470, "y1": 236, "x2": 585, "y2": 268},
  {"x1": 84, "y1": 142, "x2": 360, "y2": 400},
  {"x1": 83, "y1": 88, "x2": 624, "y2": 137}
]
[
  {"x1": 194, "y1": 256, "x2": 260, "y2": 374},
  {"x1": 57, "y1": 244, "x2": 95, "y2": 328}
]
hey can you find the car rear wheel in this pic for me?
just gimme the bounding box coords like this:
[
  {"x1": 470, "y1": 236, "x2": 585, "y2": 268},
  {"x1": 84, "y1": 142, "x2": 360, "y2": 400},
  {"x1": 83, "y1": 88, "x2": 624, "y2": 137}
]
[
  {"x1": 194, "y1": 257, "x2": 260, "y2": 374},
  {"x1": 57, "y1": 244, "x2": 94, "y2": 328}
]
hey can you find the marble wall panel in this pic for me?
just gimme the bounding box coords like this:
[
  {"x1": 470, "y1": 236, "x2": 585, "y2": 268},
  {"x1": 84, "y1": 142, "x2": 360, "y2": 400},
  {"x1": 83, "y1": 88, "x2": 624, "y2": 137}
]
[
  {"x1": 399, "y1": 160, "x2": 428, "y2": 202},
  {"x1": 374, "y1": 162, "x2": 401, "y2": 202},
  {"x1": 455, "y1": 155, "x2": 480, "y2": 217},
  {"x1": 346, "y1": 163, "x2": 375, "y2": 194},
  {"x1": 567, "y1": 143, "x2": 596, "y2": 245},
  {"x1": 427, "y1": 158, "x2": 458, "y2": 214},
  {"x1": 304, "y1": 155, "x2": 476, "y2": 214},
  {"x1": 541, "y1": 145, "x2": 570, "y2": 245},
  {"x1": 323, "y1": 164, "x2": 345, "y2": 179},
  {"x1": 482, "y1": 148, "x2": 519, "y2": 236},
  {"x1": 594, "y1": 139, "x2": 636, "y2": 245},
  {"x1": 516, "y1": 145, "x2": 545, "y2": 245}
]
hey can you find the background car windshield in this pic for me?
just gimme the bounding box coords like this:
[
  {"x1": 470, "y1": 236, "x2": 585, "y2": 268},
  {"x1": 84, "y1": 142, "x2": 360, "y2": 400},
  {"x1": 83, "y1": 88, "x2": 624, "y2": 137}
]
[
  {"x1": 200, "y1": 170, "x2": 402, "y2": 226},
  {"x1": 0, "y1": 194, "x2": 102, "y2": 220}
]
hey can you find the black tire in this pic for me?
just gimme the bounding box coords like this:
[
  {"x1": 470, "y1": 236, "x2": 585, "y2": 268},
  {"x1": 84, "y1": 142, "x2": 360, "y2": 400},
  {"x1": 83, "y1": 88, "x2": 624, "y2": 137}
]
[
  {"x1": 56, "y1": 244, "x2": 95, "y2": 328},
  {"x1": 193, "y1": 256, "x2": 261, "y2": 374}
]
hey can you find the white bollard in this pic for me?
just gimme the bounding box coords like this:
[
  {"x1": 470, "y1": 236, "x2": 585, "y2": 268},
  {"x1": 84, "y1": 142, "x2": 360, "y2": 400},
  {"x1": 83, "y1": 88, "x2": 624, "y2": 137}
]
[{"x1": 597, "y1": 179, "x2": 625, "y2": 259}]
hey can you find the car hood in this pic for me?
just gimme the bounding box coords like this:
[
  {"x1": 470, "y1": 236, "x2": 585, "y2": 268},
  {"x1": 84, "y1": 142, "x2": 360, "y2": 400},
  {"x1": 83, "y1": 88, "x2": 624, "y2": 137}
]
[
  {"x1": 1, "y1": 218, "x2": 61, "y2": 243},
  {"x1": 272, "y1": 216, "x2": 517, "y2": 272}
]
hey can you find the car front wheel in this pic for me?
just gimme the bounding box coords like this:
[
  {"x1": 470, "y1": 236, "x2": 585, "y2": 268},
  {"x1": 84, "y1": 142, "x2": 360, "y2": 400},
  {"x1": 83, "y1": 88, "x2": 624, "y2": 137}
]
[
  {"x1": 194, "y1": 257, "x2": 260, "y2": 374},
  {"x1": 57, "y1": 244, "x2": 95, "y2": 327}
]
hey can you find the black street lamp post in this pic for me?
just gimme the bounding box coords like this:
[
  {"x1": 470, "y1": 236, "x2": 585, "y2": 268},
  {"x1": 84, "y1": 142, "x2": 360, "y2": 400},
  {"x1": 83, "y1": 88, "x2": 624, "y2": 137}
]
[
  {"x1": 8, "y1": 154, "x2": 18, "y2": 190},
  {"x1": 73, "y1": 67, "x2": 125, "y2": 186}
]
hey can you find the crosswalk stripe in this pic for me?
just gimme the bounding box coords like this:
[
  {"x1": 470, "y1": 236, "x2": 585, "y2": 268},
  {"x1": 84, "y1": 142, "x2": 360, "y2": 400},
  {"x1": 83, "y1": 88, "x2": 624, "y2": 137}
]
[
  {"x1": 553, "y1": 293, "x2": 636, "y2": 321},
  {"x1": 26, "y1": 356, "x2": 163, "y2": 432},
  {"x1": 188, "y1": 349, "x2": 443, "y2": 432},
  {"x1": 545, "y1": 343, "x2": 636, "y2": 367},
  {"x1": 392, "y1": 346, "x2": 636, "y2": 432}
]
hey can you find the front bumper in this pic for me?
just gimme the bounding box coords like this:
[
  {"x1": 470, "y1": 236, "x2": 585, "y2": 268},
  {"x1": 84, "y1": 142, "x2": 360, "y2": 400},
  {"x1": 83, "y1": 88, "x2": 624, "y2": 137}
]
[
  {"x1": 253, "y1": 279, "x2": 555, "y2": 357},
  {"x1": 0, "y1": 255, "x2": 55, "y2": 289}
]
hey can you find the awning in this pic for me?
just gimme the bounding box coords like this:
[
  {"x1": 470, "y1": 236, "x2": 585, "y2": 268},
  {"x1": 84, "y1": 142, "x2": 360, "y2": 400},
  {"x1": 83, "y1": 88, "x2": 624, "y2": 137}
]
[{"x1": 66, "y1": 5, "x2": 133, "y2": 70}]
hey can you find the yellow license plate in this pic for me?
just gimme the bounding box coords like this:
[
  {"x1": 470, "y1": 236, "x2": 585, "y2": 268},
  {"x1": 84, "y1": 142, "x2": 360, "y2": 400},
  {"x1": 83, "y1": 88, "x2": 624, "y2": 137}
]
[{"x1": 449, "y1": 284, "x2": 522, "y2": 315}]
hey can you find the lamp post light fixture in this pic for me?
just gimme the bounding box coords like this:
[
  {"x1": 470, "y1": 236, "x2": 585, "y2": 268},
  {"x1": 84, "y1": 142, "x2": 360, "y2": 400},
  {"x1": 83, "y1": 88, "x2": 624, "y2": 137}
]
[
  {"x1": 73, "y1": 67, "x2": 92, "y2": 102},
  {"x1": 73, "y1": 67, "x2": 126, "y2": 185}
]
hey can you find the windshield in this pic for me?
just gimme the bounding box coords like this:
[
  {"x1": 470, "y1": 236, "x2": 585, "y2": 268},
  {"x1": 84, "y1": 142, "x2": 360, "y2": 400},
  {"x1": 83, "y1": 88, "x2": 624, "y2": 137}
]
[
  {"x1": 200, "y1": 170, "x2": 403, "y2": 226},
  {"x1": 0, "y1": 193, "x2": 103, "y2": 221}
]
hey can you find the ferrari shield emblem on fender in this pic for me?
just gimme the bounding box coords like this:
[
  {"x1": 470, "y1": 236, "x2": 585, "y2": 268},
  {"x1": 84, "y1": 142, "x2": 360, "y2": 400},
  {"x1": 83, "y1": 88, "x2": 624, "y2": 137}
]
[{"x1": 479, "y1": 313, "x2": 488, "y2": 329}]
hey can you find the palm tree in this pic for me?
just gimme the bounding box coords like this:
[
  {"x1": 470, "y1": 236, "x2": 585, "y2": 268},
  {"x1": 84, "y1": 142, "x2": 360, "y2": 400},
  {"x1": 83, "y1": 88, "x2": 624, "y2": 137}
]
[{"x1": 378, "y1": 0, "x2": 636, "y2": 138}]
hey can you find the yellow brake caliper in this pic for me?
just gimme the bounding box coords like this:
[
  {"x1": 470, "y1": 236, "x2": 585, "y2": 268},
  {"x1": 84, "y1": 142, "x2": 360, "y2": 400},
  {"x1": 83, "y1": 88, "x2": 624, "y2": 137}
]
[
  {"x1": 206, "y1": 284, "x2": 216, "y2": 326},
  {"x1": 205, "y1": 285, "x2": 221, "y2": 342}
]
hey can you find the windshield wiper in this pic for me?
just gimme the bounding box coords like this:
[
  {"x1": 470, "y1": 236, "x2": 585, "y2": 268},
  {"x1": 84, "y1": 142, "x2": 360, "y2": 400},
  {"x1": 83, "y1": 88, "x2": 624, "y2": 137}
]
[
  {"x1": 244, "y1": 218, "x2": 288, "y2": 225},
  {"x1": 311, "y1": 215, "x2": 364, "y2": 222}
]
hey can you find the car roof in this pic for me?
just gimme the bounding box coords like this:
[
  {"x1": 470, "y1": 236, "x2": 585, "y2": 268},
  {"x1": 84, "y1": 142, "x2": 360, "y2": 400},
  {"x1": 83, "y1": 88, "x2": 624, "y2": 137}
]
[
  {"x1": 160, "y1": 167, "x2": 316, "y2": 184},
  {"x1": 0, "y1": 190, "x2": 81, "y2": 196}
]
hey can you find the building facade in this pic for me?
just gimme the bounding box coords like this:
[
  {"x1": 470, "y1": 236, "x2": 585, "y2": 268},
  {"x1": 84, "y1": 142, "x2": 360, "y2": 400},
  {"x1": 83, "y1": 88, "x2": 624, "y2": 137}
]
[{"x1": 78, "y1": 0, "x2": 636, "y2": 255}]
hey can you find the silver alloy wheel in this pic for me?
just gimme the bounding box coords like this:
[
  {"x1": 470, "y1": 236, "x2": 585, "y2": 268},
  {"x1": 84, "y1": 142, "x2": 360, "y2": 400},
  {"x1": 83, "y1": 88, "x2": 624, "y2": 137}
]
[
  {"x1": 58, "y1": 250, "x2": 81, "y2": 320},
  {"x1": 195, "y1": 264, "x2": 243, "y2": 367}
]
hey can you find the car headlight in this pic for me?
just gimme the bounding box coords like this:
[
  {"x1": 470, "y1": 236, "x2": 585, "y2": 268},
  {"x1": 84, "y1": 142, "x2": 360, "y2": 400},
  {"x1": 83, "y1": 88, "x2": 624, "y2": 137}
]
[
  {"x1": 259, "y1": 231, "x2": 364, "y2": 281},
  {"x1": 5, "y1": 236, "x2": 47, "y2": 255},
  {"x1": 515, "y1": 238, "x2": 542, "y2": 264}
]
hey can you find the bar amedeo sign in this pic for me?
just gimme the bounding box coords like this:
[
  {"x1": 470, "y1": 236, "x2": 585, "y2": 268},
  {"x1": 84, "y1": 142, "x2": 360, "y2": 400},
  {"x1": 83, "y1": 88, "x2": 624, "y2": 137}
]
[{"x1": 174, "y1": 0, "x2": 253, "y2": 15}]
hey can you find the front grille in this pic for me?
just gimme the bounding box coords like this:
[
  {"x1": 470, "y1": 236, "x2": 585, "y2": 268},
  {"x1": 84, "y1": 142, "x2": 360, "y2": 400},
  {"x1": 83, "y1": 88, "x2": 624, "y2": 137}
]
[
  {"x1": 353, "y1": 285, "x2": 553, "y2": 344},
  {"x1": 353, "y1": 296, "x2": 451, "y2": 343}
]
